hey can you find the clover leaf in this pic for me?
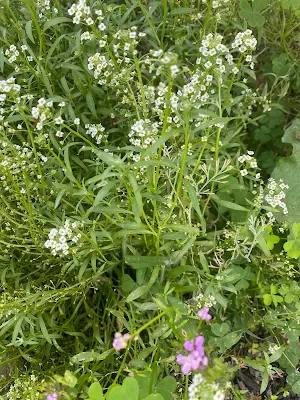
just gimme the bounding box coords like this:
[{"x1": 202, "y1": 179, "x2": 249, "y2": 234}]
[
  {"x1": 272, "y1": 119, "x2": 300, "y2": 225},
  {"x1": 239, "y1": 0, "x2": 268, "y2": 27}
]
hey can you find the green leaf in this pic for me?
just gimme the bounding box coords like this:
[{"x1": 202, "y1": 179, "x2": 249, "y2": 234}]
[
  {"x1": 287, "y1": 369, "x2": 300, "y2": 394},
  {"x1": 155, "y1": 377, "x2": 177, "y2": 400},
  {"x1": 125, "y1": 256, "x2": 170, "y2": 269},
  {"x1": 211, "y1": 322, "x2": 230, "y2": 337},
  {"x1": 43, "y1": 17, "x2": 72, "y2": 31},
  {"x1": 64, "y1": 370, "x2": 77, "y2": 387},
  {"x1": 170, "y1": 7, "x2": 194, "y2": 14},
  {"x1": 71, "y1": 349, "x2": 113, "y2": 364},
  {"x1": 211, "y1": 194, "x2": 249, "y2": 211},
  {"x1": 144, "y1": 395, "x2": 164, "y2": 400},
  {"x1": 283, "y1": 240, "x2": 300, "y2": 258},
  {"x1": 108, "y1": 378, "x2": 139, "y2": 400},
  {"x1": 86, "y1": 91, "x2": 97, "y2": 118},
  {"x1": 263, "y1": 294, "x2": 272, "y2": 306},
  {"x1": 25, "y1": 20, "x2": 35, "y2": 43},
  {"x1": 93, "y1": 182, "x2": 115, "y2": 206},
  {"x1": 260, "y1": 368, "x2": 269, "y2": 394},
  {"x1": 126, "y1": 266, "x2": 160, "y2": 302},
  {"x1": 272, "y1": 119, "x2": 300, "y2": 225},
  {"x1": 122, "y1": 377, "x2": 139, "y2": 400},
  {"x1": 121, "y1": 274, "x2": 136, "y2": 292},
  {"x1": 88, "y1": 382, "x2": 104, "y2": 400},
  {"x1": 239, "y1": 0, "x2": 267, "y2": 27},
  {"x1": 38, "y1": 314, "x2": 52, "y2": 344}
]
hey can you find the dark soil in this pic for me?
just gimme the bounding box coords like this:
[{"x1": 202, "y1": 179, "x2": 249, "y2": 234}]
[{"x1": 235, "y1": 367, "x2": 300, "y2": 399}]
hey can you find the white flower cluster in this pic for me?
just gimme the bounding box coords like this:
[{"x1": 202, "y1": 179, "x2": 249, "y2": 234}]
[
  {"x1": 81, "y1": 31, "x2": 94, "y2": 42},
  {"x1": 265, "y1": 178, "x2": 289, "y2": 215},
  {"x1": 44, "y1": 220, "x2": 81, "y2": 256},
  {"x1": 194, "y1": 293, "x2": 217, "y2": 308},
  {"x1": 128, "y1": 119, "x2": 159, "y2": 149},
  {"x1": 0, "y1": 141, "x2": 47, "y2": 195},
  {"x1": 85, "y1": 123, "x2": 107, "y2": 144},
  {"x1": 31, "y1": 98, "x2": 53, "y2": 130},
  {"x1": 189, "y1": 374, "x2": 225, "y2": 400},
  {"x1": 212, "y1": 0, "x2": 230, "y2": 7},
  {"x1": 5, "y1": 45, "x2": 20, "y2": 63},
  {"x1": 199, "y1": 33, "x2": 229, "y2": 58},
  {"x1": 0, "y1": 77, "x2": 21, "y2": 104},
  {"x1": 37, "y1": 0, "x2": 50, "y2": 18},
  {"x1": 87, "y1": 53, "x2": 114, "y2": 85},
  {"x1": 232, "y1": 30, "x2": 257, "y2": 54},
  {"x1": 238, "y1": 150, "x2": 258, "y2": 176},
  {"x1": 68, "y1": 0, "x2": 104, "y2": 26},
  {"x1": 269, "y1": 343, "x2": 281, "y2": 355},
  {"x1": 68, "y1": 0, "x2": 92, "y2": 24}
]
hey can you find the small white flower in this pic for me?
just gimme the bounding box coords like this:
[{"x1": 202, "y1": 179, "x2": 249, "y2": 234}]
[
  {"x1": 240, "y1": 169, "x2": 248, "y2": 176},
  {"x1": 55, "y1": 116, "x2": 64, "y2": 125},
  {"x1": 74, "y1": 118, "x2": 80, "y2": 125}
]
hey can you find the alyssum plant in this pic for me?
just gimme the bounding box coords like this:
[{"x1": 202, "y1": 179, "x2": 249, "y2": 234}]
[{"x1": 0, "y1": 0, "x2": 299, "y2": 399}]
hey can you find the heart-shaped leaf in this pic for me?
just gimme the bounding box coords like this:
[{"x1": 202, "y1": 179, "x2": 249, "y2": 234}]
[
  {"x1": 211, "y1": 322, "x2": 230, "y2": 337},
  {"x1": 88, "y1": 382, "x2": 104, "y2": 400}
]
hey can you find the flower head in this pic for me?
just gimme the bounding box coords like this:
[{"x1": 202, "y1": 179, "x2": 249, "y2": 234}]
[
  {"x1": 198, "y1": 306, "x2": 212, "y2": 321},
  {"x1": 177, "y1": 335, "x2": 208, "y2": 374},
  {"x1": 113, "y1": 332, "x2": 130, "y2": 351}
]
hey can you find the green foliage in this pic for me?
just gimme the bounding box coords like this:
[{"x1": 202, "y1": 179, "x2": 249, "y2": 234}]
[
  {"x1": 283, "y1": 223, "x2": 300, "y2": 258},
  {"x1": 239, "y1": 0, "x2": 268, "y2": 27},
  {"x1": 272, "y1": 120, "x2": 300, "y2": 224},
  {"x1": 1, "y1": 0, "x2": 300, "y2": 399}
]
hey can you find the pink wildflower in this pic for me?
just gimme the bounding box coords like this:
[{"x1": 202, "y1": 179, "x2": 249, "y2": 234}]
[
  {"x1": 177, "y1": 335, "x2": 208, "y2": 374},
  {"x1": 198, "y1": 306, "x2": 212, "y2": 321},
  {"x1": 113, "y1": 332, "x2": 130, "y2": 351},
  {"x1": 47, "y1": 393, "x2": 58, "y2": 400}
]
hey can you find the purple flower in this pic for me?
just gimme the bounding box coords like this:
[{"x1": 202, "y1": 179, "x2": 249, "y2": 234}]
[
  {"x1": 177, "y1": 335, "x2": 208, "y2": 374},
  {"x1": 113, "y1": 332, "x2": 130, "y2": 351},
  {"x1": 47, "y1": 393, "x2": 58, "y2": 400},
  {"x1": 198, "y1": 306, "x2": 212, "y2": 321},
  {"x1": 184, "y1": 340, "x2": 194, "y2": 351}
]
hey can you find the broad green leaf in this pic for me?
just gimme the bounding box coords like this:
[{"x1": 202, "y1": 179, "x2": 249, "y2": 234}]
[
  {"x1": 272, "y1": 119, "x2": 300, "y2": 225},
  {"x1": 122, "y1": 378, "x2": 139, "y2": 400},
  {"x1": 283, "y1": 240, "x2": 300, "y2": 258},
  {"x1": 211, "y1": 322, "x2": 230, "y2": 337},
  {"x1": 88, "y1": 382, "x2": 104, "y2": 400},
  {"x1": 121, "y1": 274, "x2": 136, "y2": 292},
  {"x1": 144, "y1": 395, "x2": 164, "y2": 400},
  {"x1": 287, "y1": 369, "x2": 300, "y2": 394},
  {"x1": 156, "y1": 377, "x2": 177, "y2": 400},
  {"x1": 239, "y1": 0, "x2": 267, "y2": 27},
  {"x1": 64, "y1": 370, "x2": 77, "y2": 387},
  {"x1": 263, "y1": 294, "x2": 272, "y2": 306}
]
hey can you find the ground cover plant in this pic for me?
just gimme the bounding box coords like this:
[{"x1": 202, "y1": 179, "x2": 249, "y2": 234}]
[{"x1": 1, "y1": 0, "x2": 300, "y2": 399}]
